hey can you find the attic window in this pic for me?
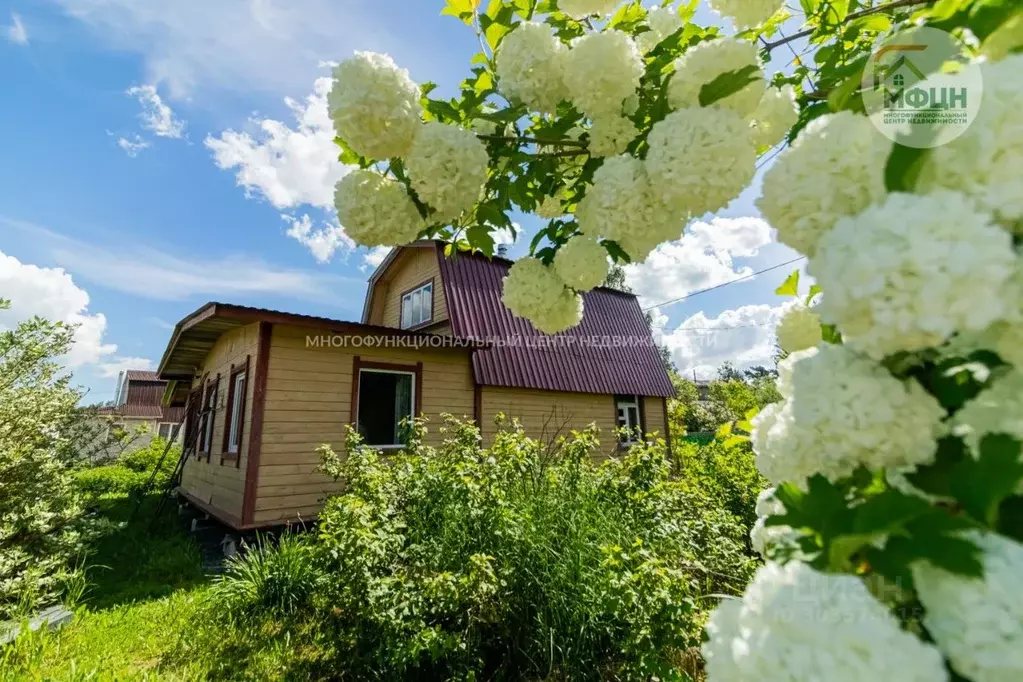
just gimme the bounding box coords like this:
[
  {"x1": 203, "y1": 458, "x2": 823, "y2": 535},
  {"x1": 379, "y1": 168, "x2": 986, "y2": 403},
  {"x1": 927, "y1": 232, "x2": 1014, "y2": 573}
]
[{"x1": 400, "y1": 281, "x2": 433, "y2": 329}]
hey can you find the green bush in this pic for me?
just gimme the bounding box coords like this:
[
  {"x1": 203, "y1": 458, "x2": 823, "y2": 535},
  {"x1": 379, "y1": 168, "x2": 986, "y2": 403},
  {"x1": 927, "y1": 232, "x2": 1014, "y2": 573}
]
[
  {"x1": 194, "y1": 418, "x2": 755, "y2": 681},
  {"x1": 75, "y1": 438, "x2": 180, "y2": 498},
  {"x1": 674, "y1": 438, "x2": 766, "y2": 533}
]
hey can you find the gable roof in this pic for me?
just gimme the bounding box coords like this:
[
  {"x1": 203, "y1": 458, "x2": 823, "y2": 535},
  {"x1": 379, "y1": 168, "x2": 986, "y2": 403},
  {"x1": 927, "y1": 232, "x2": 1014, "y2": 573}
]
[{"x1": 436, "y1": 246, "x2": 674, "y2": 398}]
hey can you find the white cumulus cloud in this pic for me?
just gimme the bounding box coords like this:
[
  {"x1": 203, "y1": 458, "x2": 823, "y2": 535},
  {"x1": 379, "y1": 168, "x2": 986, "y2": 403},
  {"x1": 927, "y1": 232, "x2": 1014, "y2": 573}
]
[
  {"x1": 0, "y1": 250, "x2": 150, "y2": 377},
  {"x1": 625, "y1": 216, "x2": 773, "y2": 307},
  {"x1": 658, "y1": 301, "x2": 794, "y2": 380},
  {"x1": 282, "y1": 213, "x2": 353, "y2": 264},
  {"x1": 127, "y1": 84, "x2": 186, "y2": 138},
  {"x1": 117, "y1": 134, "x2": 151, "y2": 157},
  {"x1": 360, "y1": 246, "x2": 391, "y2": 272},
  {"x1": 206, "y1": 76, "x2": 346, "y2": 210},
  {"x1": 5, "y1": 12, "x2": 27, "y2": 44}
]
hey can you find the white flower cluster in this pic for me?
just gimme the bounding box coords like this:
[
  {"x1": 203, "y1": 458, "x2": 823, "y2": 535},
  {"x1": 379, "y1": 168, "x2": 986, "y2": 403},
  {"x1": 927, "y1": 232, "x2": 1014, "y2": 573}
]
[
  {"x1": 558, "y1": 0, "x2": 620, "y2": 19},
  {"x1": 406, "y1": 122, "x2": 489, "y2": 222},
  {"x1": 588, "y1": 115, "x2": 637, "y2": 157},
  {"x1": 669, "y1": 38, "x2": 766, "y2": 118},
  {"x1": 646, "y1": 107, "x2": 756, "y2": 217},
  {"x1": 775, "y1": 305, "x2": 822, "y2": 354},
  {"x1": 703, "y1": 561, "x2": 949, "y2": 682},
  {"x1": 951, "y1": 369, "x2": 1023, "y2": 455},
  {"x1": 577, "y1": 155, "x2": 678, "y2": 260},
  {"x1": 707, "y1": 0, "x2": 784, "y2": 29},
  {"x1": 759, "y1": 112, "x2": 890, "y2": 256},
  {"x1": 637, "y1": 6, "x2": 683, "y2": 53},
  {"x1": 502, "y1": 258, "x2": 584, "y2": 334},
  {"x1": 563, "y1": 31, "x2": 643, "y2": 119},
  {"x1": 328, "y1": 52, "x2": 422, "y2": 160},
  {"x1": 913, "y1": 531, "x2": 1023, "y2": 682},
  {"x1": 749, "y1": 487, "x2": 789, "y2": 556},
  {"x1": 334, "y1": 170, "x2": 423, "y2": 247},
  {"x1": 535, "y1": 194, "x2": 566, "y2": 219},
  {"x1": 751, "y1": 85, "x2": 798, "y2": 150},
  {"x1": 496, "y1": 22, "x2": 568, "y2": 113},
  {"x1": 554, "y1": 236, "x2": 609, "y2": 291},
  {"x1": 752, "y1": 345, "x2": 945, "y2": 485},
  {"x1": 811, "y1": 191, "x2": 1016, "y2": 359},
  {"x1": 920, "y1": 55, "x2": 1023, "y2": 228}
]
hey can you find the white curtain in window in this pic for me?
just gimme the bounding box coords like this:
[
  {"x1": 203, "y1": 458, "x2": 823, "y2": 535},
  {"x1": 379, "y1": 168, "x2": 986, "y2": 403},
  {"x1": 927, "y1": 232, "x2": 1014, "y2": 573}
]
[{"x1": 393, "y1": 373, "x2": 413, "y2": 442}]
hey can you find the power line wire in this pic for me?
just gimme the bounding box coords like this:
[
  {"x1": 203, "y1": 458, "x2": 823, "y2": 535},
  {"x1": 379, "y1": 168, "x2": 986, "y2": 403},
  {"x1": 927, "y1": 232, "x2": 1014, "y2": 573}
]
[{"x1": 641, "y1": 256, "x2": 807, "y2": 312}]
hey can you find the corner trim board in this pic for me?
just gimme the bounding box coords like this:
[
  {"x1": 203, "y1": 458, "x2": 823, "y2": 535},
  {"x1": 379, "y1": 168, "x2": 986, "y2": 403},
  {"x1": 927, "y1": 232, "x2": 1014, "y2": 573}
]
[{"x1": 241, "y1": 322, "x2": 272, "y2": 527}]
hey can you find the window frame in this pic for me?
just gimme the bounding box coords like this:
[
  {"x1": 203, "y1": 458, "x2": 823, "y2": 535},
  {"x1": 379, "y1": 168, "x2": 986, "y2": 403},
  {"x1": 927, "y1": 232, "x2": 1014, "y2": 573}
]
[
  {"x1": 399, "y1": 279, "x2": 434, "y2": 330},
  {"x1": 350, "y1": 357, "x2": 423, "y2": 451},
  {"x1": 221, "y1": 357, "x2": 250, "y2": 465},
  {"x1": 614, "y1": 395, "x2": 644, "y2": 447},
  {"x1": 157, "y1": 422, "x2": 176, "y2": 441},
  {"x1": 198, "y1": 377, "x2": 218, "y2": 457}
]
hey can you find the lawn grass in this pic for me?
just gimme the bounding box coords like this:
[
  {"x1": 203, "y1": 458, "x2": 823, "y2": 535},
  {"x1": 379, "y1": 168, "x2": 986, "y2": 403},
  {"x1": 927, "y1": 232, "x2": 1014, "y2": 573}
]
[{"x1": 1, "y1": 495, "x2": 212, "y2": 681}]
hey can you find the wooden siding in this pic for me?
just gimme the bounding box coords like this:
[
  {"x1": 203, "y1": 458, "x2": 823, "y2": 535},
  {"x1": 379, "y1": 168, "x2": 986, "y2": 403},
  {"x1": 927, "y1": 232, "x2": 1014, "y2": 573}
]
[
  {"x1": 179, "y1": 323, "x2": 259, "y2": 522},
  {"x1": 643, "y1": 396, "x2": 667, "y2": 440},
  {"x1": 369, "y1": 247, "x2": 449, "y2": 329},
  {"x1": 253, "y1": 324, "x2": 474, "y2": 524}
]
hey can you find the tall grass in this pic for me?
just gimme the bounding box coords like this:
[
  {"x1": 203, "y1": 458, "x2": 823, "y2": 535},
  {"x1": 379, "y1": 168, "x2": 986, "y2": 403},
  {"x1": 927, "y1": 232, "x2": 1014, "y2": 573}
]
[{"x1": 212, "y1": 532, "x2": 320, "y2": 618}]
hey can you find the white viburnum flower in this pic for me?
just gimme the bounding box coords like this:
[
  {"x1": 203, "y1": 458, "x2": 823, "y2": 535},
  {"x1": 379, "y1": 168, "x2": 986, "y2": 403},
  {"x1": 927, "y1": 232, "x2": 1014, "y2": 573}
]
[
  {"x1": 406, "y1": 122, "x2": 489, "y2": 223},
  {"x1": 496, "y1": 22, "x2": 568, "y2": 113},
  {"x1": 334, "y1": 170, "x2": 424, "y2": 247},
  {"x1": 951, "y1": 369, "x2": 1023, "y2": 455},
  {"x1": 751, "y1": 85, "x2": 798, "y2": 150},
  {"x1": 811, "y1": 191, "x2": 1016, "y2": 359},
  {"x1": 703, "y1": 561, "x2": 949, "y2": 682},
  {"x1": 758, "y1": 111, "x2": 890, "y2": 257},
  {"x1": 707, "y1": 0, "x2": 784, "y2": 29},
  {"x1": 749, "y1": 487, "x2": 791, "y2": 556},
  {"x1": 558, "y1": 0, "x2": 620, "y2": 18},
  {"x1": 588, "y1": 115, "x2": 637, "y2": 157},
  {"x1": 637, "y1": 6, "x2": 683, "y2": 53},
  {"x1": 554, "y1": 236, "x2": 609, "y2": 291},
  {"x1": 536, "y1": 194, "x2": 566, "y2": 219},
  {"x1": 576, "y1": 155, "x2": 680, "y2": 262},
  {"x1": 919, "y1": 55, "x2": 1023, "y2": 228},
  {"x1": 328, "y1": 52, "x2": 422, "y2": 160},
  {"x1": 564, "y1": 31, "x2": 643, "y2": 119},
  {"x1": 752, "y1": 345, "x2": 945, "y2": 486},
  {"x1": 502, "y1": 258, "x2": 583, "y2": 334},
  {"x1": 645, "y1": 107, "x2": 756, "y2": 217},
  {"x1": 776, "y1": 306, "x2": 822, "y2": 354},
  {"x1": 668, "y1": 38, "x2": 766, "y2": 118},
  {"x1": 913, "y1": 531, "x2": 1023, "y2": 682}
]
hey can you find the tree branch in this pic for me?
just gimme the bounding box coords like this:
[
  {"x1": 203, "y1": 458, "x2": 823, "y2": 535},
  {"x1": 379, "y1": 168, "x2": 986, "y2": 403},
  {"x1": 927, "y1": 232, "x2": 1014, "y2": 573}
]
[
  {"x1": 477, "y1": 134, "x2": 589, "y2": 148},
  {"x1": 764, "y1": 0, "x2": 934, "y2": 51}
]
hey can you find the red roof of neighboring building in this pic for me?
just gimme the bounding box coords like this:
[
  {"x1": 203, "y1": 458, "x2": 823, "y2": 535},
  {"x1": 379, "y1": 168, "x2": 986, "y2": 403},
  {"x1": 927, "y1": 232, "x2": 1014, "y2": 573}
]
[
  {"x1": 436, "y1": 246, "x2": 675, "y2": 398},
  {"x1": 97, "y1": 405, "x2": 186, "y2": 421},
  {"x1": 124, "y1": 370, "x2": 160, "y2": 382}
]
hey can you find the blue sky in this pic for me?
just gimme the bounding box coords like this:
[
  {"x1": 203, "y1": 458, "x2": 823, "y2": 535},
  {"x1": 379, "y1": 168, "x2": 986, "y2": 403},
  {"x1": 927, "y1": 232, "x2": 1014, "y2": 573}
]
[{"x1": 0, "y1": 1, "x2": 807, "y2": 403}]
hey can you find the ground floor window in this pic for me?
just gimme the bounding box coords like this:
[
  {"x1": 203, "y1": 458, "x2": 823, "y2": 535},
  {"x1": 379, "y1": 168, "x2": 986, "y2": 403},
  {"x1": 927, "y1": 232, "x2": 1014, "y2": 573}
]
[
  {"x1": 357, "y1": 369, "x2": 415, "y2": 447},
  {"x1": 157, "y1": 422, "x2": 176, "y2": 440},
  {"x1": 226, "y1": 368, "x2": 247, "y2": 454},
  {"x1": 615, "y1": 395, "x2": 642, "y2": 445}
]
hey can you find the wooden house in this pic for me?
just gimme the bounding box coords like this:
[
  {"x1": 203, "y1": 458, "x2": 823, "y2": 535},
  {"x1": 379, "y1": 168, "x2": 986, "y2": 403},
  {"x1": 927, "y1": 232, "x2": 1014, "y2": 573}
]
[{"x1": 156, "y1": 242, "x2": 675, "y2": 530}]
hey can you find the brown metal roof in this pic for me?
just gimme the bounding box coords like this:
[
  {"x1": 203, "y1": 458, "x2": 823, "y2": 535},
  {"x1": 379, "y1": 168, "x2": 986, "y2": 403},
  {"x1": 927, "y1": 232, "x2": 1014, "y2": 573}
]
[
  {"x1": 124, "y1": 370, "x2": 160, "y2": 382},
  {"x1": 435, "y1": 245, "x2": 675, "y2": 398},
  {"x1": 97, "y1": 404, "x2": 186, "y2": 421}
]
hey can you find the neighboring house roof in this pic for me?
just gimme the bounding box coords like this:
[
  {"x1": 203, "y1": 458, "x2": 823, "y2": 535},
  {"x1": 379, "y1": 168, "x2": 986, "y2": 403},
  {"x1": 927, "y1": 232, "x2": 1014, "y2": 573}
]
[
  {"x1": 436, "y1": 247, "x2": 675, "y2": 398},
  {"x1": 124, "y1": 370, "x2": 160, "y2": 382}
]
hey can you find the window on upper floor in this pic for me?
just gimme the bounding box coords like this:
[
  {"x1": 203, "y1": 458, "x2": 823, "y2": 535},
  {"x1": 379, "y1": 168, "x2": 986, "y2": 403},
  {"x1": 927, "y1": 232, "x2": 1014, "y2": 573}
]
[{"x1": 400, "y1": 281, "x2": 433, "y2": 329}]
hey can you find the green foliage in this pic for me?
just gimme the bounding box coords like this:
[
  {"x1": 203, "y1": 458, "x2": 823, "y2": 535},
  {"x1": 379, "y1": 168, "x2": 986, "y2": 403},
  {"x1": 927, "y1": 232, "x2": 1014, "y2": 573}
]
[
  {"x1": 674, "y1": 438, "x2": 767, "y2": 533},
  {"x1": 196, "y1": 418, "x2": 753, "y2": 680},
  {"x1": 0, "y1": 299, "x2": 92, "y2": 619},
  {"x1": 75, "y1": 438, "x2": 180, "y2": 498}
]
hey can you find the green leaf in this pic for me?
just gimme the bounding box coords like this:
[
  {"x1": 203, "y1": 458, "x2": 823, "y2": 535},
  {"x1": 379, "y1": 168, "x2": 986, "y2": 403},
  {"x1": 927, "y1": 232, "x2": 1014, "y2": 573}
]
[
  {"x1": 951, "y1": 434, "x2": 1023, "y2": 525},
  {"x1": 721, "y1": 435, "x2": 749, "y2": 448},
  {"x1": 799, "y1": 0, "x2": 821, "y2": 15},
  {"x1": 715, "y1": 421, "x2": 733, "y2": 439},
  {"x1": 441, "y1": 0, "x2": 478, "y2": 25},
  {"x1": 474, "y1": 70, "x2": 494, "y2": 96},
  {"x1": 825, "y1": 0, "x2": 850, "y2": 23},
  {"x1": 906, "y1": 436, "x2": 967, "y2": 498},
  {"x1": 805, "y1": 284, "x2": 822, "y2": 305},
  {"x1": 466, "y1": 223, "x2": 496, "y2": 257},
  {"x1": 774, "y1": 270, "x2": 800, "y2": 297},
  {"x1": 851, "y1": 490, "x2": 933, "y2": 536},
  {"x1": 884, "y1": 142, "x2": 933, "y2": 192},
  {"x1": 697, "y1": 64, "x2": 761, "y2": 107},
  {"x1": 820, "y1": 323, "x2": 842, "y2": 344}
]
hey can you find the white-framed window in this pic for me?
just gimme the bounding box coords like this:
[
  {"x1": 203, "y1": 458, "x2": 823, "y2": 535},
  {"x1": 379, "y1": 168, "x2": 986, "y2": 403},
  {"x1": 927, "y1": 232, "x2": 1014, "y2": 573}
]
[
  {"x1": 400, "y1": 282, "x2": 433, "y2": 329},
  {"x1": 227, "y1": 370, "x2": 247, "y2": 453},
  {"x1": 157, "y1": 422, "x2": 176, "y2": 440},
  {"x1": 615, "y1": 395, "x2": 642, "y2": 445},
  {"x1": 356, "y1": 368, "x2": 415, "y2": 448}
]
